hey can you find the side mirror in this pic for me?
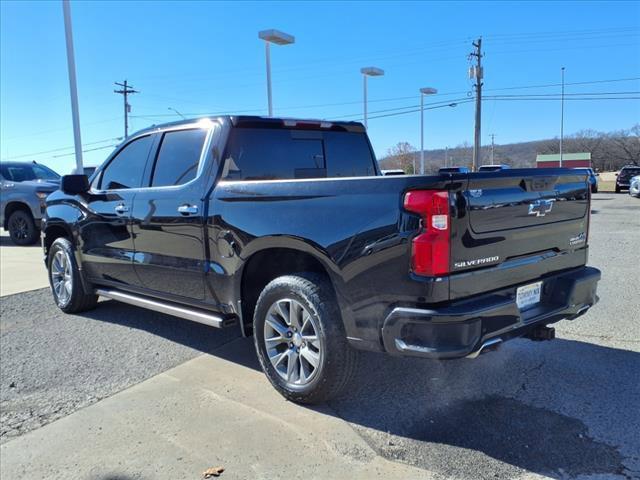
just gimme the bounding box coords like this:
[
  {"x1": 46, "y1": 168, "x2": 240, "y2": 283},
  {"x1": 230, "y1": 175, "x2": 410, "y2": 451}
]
[{"x1": 61, "y1": 174, "x2": 89, "y2": 195}]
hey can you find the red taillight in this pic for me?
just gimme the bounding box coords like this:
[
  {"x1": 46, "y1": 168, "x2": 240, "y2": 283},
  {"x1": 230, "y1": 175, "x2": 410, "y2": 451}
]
[{"x1": 403, "y1": 190, "x2": 450, "y2": 276}]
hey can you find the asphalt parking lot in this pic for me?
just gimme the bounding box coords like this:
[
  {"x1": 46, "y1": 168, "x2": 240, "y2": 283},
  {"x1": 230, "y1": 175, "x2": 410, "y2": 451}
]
[{"x1": 0, "y1": 193, "x2": 638, "y2": 479}]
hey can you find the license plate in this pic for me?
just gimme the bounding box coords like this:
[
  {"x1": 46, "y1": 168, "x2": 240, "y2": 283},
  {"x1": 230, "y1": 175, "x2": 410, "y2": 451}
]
[{"x1": 516, "y1": 281, "x2": 542, "y2": 310}]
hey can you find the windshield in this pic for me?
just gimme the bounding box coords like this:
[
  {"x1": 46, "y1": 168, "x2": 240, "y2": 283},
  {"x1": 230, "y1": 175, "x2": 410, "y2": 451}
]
[
  {"x1": 621, "y1": 167, "x2": 640, "y2": 177},
  {"x1": 0, "y1": 163, "x2": 60, "y2": 182}
]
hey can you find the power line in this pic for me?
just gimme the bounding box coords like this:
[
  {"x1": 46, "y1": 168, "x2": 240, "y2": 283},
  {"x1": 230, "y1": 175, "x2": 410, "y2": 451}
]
[
  {"x1": 1, "y1": 137, "x2": 122, "y2": 161},
  {"x1": 52, "y1": 144, "x2": 119, "y2": 159},
  {"x1": 127, "y1": 77, "x2": 640, "y2": 121}
]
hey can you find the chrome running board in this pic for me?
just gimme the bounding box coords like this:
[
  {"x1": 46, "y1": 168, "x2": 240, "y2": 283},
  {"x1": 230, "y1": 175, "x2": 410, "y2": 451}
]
[{"x1": 95, "y1": 288, "x2": 235, "y2": 329}]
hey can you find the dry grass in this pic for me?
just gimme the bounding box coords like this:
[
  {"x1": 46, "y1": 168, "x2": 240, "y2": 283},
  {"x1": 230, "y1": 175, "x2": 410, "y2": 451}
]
[{"x1": 598, "y1": 180, "x2": 616, "y2": 192}]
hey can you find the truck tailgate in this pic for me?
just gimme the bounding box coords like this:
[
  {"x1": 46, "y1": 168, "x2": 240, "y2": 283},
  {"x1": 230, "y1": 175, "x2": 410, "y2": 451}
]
[{"x1": 449, "y1": 169, "x2": 590, "y2": 300}]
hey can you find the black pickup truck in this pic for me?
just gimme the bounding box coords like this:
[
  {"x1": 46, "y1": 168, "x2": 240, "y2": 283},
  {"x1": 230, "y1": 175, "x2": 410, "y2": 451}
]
[{"x1": 43, "y1": 116, "x2": 600, "y2": 403}]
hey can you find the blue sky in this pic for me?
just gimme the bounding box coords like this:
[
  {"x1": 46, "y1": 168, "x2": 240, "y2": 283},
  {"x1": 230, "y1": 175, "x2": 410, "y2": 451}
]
[{"x1": 1, "y1": 0, "x2": 639, "y2": 173}]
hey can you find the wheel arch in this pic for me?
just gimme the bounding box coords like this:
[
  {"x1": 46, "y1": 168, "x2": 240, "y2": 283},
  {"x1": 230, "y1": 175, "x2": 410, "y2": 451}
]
[
  {"x1": 43, "y1": 221, "x2": 74, "y2": 257},
  {"x1": 237, "y1": 240, "x2": 347, "y2": 337},
  {"x1": 3, "y1": 201, "x2": 33, "y2": 229}
]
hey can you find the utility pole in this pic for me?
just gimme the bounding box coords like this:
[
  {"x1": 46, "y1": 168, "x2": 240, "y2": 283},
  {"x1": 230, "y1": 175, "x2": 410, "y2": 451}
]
[
  {"x1": 469, "y1": 38, "x2": 483, "y2": 171},
  {"x1": 560, "y1": 67, "x2": 565, "y2": 167},
  {"x1": 114, "y1": 80, "x2": 138, "y2": 138},
  {"x1": 445, "y1": 146, "x2": 449, "y2": 167},
  {"x1": 490, "y1": 133, "x2": 496, "y2": 164}
]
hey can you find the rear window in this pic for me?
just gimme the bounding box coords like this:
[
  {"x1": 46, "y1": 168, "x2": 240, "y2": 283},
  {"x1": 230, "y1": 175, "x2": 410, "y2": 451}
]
[
  {"x1": 222, "y1": 128, "x2": 375, "y2": 181},
  {"x1": 621, "y1": 167, "x2": 640, "y2": 176}
]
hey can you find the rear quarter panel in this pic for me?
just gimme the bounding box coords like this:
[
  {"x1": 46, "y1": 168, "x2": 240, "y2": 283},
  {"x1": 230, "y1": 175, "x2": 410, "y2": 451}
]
[{"x1": 206, "y1": 175, "x2": 450, "y2": 345}]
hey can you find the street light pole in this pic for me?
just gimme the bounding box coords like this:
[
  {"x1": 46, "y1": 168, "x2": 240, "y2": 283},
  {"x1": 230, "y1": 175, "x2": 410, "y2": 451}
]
[
  {"x1": 560, "y1": 66, "x2": 565, "y2": 167},
  {"x1": 258, "y1": 29, "x2": 295, "y2": 117},
  {"x1": 360, "y1": 67, "x2": 384, "y2": 129},
  {"x1": 265, "y1": 41, "x2": 272, "y2": 116},
  {"x1": 419, "y1": 87, "x2": 437, "y2": 174},
  {"x1": 62, "y1": 0, "x2": 83, "y2": 174},
  {"x1": 363, "y1": 74, "x2": 368, "y2": 129}
]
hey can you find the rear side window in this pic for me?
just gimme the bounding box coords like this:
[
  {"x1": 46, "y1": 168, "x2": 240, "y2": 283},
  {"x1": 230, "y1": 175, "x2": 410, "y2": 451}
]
[
  {"x1": 100, "y1": 135, "x2": 153, "y2": 190},
  {"x1": 222, "y1": 128, "x2": 375, "y2": 180},
  {"x1": 151, "y1": 129, "x2": 208, "y2": 187}
]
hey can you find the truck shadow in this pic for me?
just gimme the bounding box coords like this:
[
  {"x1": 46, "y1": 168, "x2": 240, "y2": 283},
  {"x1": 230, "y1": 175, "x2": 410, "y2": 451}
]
[
  {"x1": 325, "y1": 339, "x2": 638, "y2": 479},
  {"x1": 0, "y1": 236, "x2": 41, "y2": 248},
  {"x1": 83, "y1": 300, "x2": 637, "y2": 479}
]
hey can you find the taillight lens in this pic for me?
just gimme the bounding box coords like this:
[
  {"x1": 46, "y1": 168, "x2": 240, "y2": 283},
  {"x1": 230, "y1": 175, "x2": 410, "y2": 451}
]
[{"x1": 403, "y1": 190, "x2": 451, "y2": 276}]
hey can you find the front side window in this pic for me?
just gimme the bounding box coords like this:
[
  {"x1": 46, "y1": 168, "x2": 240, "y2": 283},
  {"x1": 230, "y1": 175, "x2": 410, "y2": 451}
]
[
  {"x1": 150, "y1": 129, "x2": 208, "y2": 187},
  {"x1": 99, "y1": 135, "x2": 153, "y2": 190}
]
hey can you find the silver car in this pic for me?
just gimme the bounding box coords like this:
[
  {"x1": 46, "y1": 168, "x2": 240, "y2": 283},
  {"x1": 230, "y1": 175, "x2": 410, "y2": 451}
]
[
  {"x1": 1, "y1": 161, "x2": 60, "y2": 245},
  {"x1": 629, "y1": 175, "x2": 640, "y2": 198}
]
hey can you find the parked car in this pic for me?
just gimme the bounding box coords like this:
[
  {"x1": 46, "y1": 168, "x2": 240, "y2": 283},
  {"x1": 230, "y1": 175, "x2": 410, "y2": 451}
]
[
  {"x1": 615, "y1": 165, "x2": 640, "y2": 193},
  {"x1": 380, "y1": 169, "x2": 405, "y2": 176},
  {"x1": 574, "y1": 168, "x2": 598, "y2": 193},
  {"x1": 629, "y1": 175, "x2": 640, "y2": 198},
  {"x1": 439, "y1": 166, "x2": 470, "y2": 174},
  {"x1": 42, "y1": 116, "x2": 600, "y2": 403},
  {"x1": 1, "y1": 161, "x2": 60, "y2": 245},
  {"x1": 478, "y1": 164, "x2": 511, "y2": 172}
]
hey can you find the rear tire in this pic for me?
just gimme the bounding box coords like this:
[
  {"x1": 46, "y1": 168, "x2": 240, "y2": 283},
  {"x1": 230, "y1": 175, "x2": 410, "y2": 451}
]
[
  {"x1": 8, "y1": 210, "x2": 39, "y2": 245},
  {"x1": 253, "y1": 273, "x2": 357, "y2": 404},
  {"x1": 47, "y1": 237, "x2": 98, "y2": 313},
  {"x1": 615, "y1": 185, "x2": 621, "y2": 193}
]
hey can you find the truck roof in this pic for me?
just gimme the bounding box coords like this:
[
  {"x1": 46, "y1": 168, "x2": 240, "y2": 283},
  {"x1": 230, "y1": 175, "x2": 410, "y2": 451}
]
[{"x1": 131, "y1": 115, "x2": 366, "y2": 138}]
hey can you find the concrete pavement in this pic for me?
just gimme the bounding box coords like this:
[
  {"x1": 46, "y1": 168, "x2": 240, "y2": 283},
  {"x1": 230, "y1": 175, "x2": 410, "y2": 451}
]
[
  {"x1": 0, "y1": 232, "x2": 48, "y2": 296},
  {"x1": 0, "y1": 339, "x2": 435, "y2": 480}
]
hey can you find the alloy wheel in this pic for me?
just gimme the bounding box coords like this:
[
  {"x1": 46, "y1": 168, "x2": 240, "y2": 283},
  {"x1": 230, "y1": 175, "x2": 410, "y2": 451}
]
[
  {"x1": 263, "y1": 298, "x2": 322, "y2": 386},
  {"x1": 10, "y1": 217, "x2": 29, "y2": 240},
  {"x1": 51, "y1": 250, "x2": 73, "y2": 306}
]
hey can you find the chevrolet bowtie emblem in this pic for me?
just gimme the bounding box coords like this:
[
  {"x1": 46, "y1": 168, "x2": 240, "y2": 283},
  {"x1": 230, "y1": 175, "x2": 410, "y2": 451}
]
[{"x1": 528, "y1": 199, "x2": 554, "y2": 217}]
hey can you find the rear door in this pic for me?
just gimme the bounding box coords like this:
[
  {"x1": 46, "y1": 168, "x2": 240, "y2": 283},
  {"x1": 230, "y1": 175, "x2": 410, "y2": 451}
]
[
  {"x1": 448, "y1": 168, "x2": 590, "y2": 298},
  {"x1": 80, "y1": 134, "x2": 155, "y2": 286},
  {"x1": 131, "y1": 125, "x2": 213, "y2": 300}
]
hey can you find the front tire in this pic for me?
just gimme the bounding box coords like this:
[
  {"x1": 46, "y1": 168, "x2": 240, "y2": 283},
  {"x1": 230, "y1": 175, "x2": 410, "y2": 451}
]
[
  {"x1": 47, "y1": 237, "x2": 98, "y2": 313},
  {"x1": 253, "y1": 273, "x2": 357, "y2": 404},
  {"x1": 8, "y1": 210, "x2": 39, "y2": 245}
]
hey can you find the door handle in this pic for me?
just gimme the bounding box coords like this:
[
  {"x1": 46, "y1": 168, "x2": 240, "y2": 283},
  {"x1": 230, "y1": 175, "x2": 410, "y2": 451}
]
[
  {"x1": 177, "y1": 204, "x2": 199, "y2": 215},
  {"x1": 114, "y1": 204, "x2": 129, "y2": 215}
]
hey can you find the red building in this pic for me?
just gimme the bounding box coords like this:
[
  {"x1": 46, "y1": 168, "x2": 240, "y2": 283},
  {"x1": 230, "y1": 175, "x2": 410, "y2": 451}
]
[{"x1": 536, "y1": 153, "x2": 591, "y2": 168}]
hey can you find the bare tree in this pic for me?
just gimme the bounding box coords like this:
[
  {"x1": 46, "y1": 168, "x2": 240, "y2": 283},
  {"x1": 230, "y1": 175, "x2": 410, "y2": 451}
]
[
  {"x1": 607, "y1": 124, "x2": 640, "y2": 167},
  {"x1": 383, "y1": 142, "x2": 417, "y2": 174}
]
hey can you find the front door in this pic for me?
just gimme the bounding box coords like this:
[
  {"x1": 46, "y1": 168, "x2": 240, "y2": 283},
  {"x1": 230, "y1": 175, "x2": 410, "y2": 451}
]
[
  {"x1": 131, "y1": 126, "x2": 211, "y2": 300},
  {"x1": 80, "y1": 134, "x2": 155, "y2": 286}
]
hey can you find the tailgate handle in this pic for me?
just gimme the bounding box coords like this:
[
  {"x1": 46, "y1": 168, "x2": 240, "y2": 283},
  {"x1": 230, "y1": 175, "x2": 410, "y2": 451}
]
[{"x1": 530, "y1": 177, "x2": 557, "y2": 191}]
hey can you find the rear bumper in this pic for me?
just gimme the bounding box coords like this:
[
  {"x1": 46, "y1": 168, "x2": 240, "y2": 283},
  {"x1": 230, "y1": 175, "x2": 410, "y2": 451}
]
[{"x1": 381, "y1": 266, "x2": 600, "y2": 359}]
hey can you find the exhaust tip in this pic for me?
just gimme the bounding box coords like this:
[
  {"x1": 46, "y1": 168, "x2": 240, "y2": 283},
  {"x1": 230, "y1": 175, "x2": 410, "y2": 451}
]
[{"x1": 466, "y1": 337, "x2": 502, "y2": 359}]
